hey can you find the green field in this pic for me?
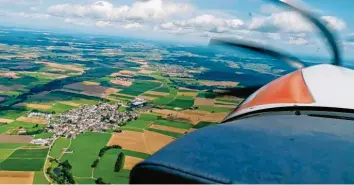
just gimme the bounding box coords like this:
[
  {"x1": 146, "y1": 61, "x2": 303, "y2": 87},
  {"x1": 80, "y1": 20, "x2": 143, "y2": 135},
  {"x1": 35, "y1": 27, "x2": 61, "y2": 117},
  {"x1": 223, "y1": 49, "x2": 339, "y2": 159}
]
[
  {"x1": 153, "y1": 87, "x2": 178, "y2": 105},
  {"x1": 121, "y1": 149, "x2": 150, "y2": 159},
  {"x1": 0, "y1": 124, "x2": 12, "y2": 134},
  {"x1": 0, "y1": 109, "x2": 28, "y2": 119},
  {"x1": 146, "y1": 128, "x2": 183, "y2": 138},
  {"x1": 123, "y1": 120, "x2": 150, "y2": 130},
  {"x1": 60, "y1": 132, "x2": 111, "y2": 177},
  {"x1": 0, "y1": 143, "x2": 27, "y2": 149},
  {"x1": 152, "y1": 86, "x2": 170, "y2": 93},
  {"x1": 33, "y1": 171, "x2": 49, "y2": 184},
  {"x1": 193, "y1": 121, "x2": 217, "y2": 129},
  {"x1": 50, "y1": 137, "x2": 71, "y2": 159},
  {"x1": 118, "y1": 106, "x2": 128, "y2": 112},
  {"x1": 34, "y1": 132, "x2": 53, "y2": 139},
  {"x1": 10, "y1": 148, "x2": 48, "y2": 158},
  {"x1": 119, "y1": 81, "x2": 161, "y2": 96},
  {"x1": 154, "y1": 119, "x2": 193, "y2": 129},
  {"x1": 0, "y1": 158, "x2": 46, "y2": 171},
  {"x1": 110, "y1": 94, "x2": 135, "y2": 100},
  {"x1": 74, "y1": 177, "x2": 96, "y2": 184},
  {"x1": 27, "y1": 91, "x2": 101, "y2": 105},
  {"x1": 139, "y1": 113, "x2": 158, "y2": 121},
  {"x1": 0, "y1": 148, "x2": 48, "y2": 171},
  {"x1": 0, "y1": 150, "x2": 14, "y2": 159},
  {"x1": 167, "y1": 98, "x2": 194, "y2": 109},
  {"x1": 94, "y1": 149, "x2": 130, "y2": 184},
  {"x1": 196, "y1": 105, "x2": 233, "y2": 113},
  {"x1": 141, "y1": 93, "x2": 162, "y2": 98},
  {"x1": 121, "y1": 113, "x2": 159, "y2": 131},
  {"x1": 47, "y1": 103, "x2": 75, "y2": 113},
  {"x1": 197, "y1": 91, "x2": 217, "y2": 99}
]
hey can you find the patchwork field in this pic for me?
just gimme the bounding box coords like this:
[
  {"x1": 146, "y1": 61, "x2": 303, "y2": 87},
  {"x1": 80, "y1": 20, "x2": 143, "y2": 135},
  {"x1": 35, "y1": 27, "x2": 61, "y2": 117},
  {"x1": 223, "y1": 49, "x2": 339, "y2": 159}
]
[
  {"x1": 0, "y1": 119, "x2": 13, "y2": 124},
  {"x1": 107, "y1": 131, "x2": 148, "y2": 154},
  {"x1": 60, "y1": 132, "x2": 111, "y2": 177},
  {"x1": 16, "y1": 116, "x2": 48, "y2": 124},
  {"x1": 119, "y1": 81, "x2": 162, "y2": 96},
  {"x1": 144, "y1": 130, "x2": 175, "y2": 153},
  {"x1": 152, "y1": 109, "x2": 228, "y2": 124},
  {"x1": 110, "y1": 79, "x2": 132, "y2": 87},
  {"x1": 49, "y1": 137, "x2": 71, "y2": 159},
  {"x1": 0, "y1": 148, "x2": 48, "y2": 171},
  {"x1": 0, "y1": 171, "x2": 34, "y2": 184},
  {"x1": 94, "y1": 149, "x2": 130, "y2": 184},
  {"x1": 63, "y1": 82, "x2": 109, "y2": 97},
  {"x1": 200, "y1": 80, "x2": 239, "y2": 87},
  {"x1": 123, "y1": 156, "x2": 144, "y2": 170},
  {"x1": 149, "y1": 124, "x2": 187, "y2": 134}
]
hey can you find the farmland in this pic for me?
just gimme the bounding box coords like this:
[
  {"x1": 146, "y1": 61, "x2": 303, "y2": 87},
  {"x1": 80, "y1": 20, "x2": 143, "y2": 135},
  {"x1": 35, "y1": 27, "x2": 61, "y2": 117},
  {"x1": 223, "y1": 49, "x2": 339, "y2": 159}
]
[
  {"x1": 0, "y1": 28, "x2": 253, "y2": 184},
  {"x1": 60, "y1": 132, "x2": 111, "y2": 177},
  {"x1": 0, "y1": 148, "x2": 48, "y2": 171},
  {"x1": 49, "y1": 137, "x2": 71, "y2": 159}
]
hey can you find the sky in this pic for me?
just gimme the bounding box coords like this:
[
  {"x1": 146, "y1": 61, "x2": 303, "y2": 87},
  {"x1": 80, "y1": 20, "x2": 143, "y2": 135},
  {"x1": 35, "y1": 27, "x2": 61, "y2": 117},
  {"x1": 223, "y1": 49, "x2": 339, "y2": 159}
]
[{"x1": 0, "y1": 0, "x2": 354, "y2": 60}]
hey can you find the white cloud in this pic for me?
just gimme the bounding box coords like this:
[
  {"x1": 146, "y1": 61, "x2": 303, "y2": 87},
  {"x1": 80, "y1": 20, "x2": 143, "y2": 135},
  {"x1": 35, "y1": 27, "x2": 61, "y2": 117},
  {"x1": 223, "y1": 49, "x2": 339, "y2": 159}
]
[
  {"x1": 95, "y1": 20, "x2": 112, "y2": 27},
  {"x1": 158, "y1": 14, "x2": 244, "y2": 34},
  {"x1": 48, "y1": 0, "x2": 193, "y2": 22},
  {"x1": 0, "y1": 11, "x2": 50, "y2": 20},
  {"x1": 123, "y1": 22, "x2": 143, "y2": 29},
  {"x1": 249, "y1": 11, "x2": 312, "y2": 33},
  {"x1": 321, "y1": 16, "x2": 346, "y2": 31},
  {"x1": 30, "y1": 6, "x2": 38, "y2": 11},
  {"x1": 288, "y1": 37, "x2": 309, "y2": 45},
  {"x1": 64, "y1": 18, "x2": 92, "y2": 26},
  {"x1": 249, "y1": 11, "x2": 346, "y2": 33}
]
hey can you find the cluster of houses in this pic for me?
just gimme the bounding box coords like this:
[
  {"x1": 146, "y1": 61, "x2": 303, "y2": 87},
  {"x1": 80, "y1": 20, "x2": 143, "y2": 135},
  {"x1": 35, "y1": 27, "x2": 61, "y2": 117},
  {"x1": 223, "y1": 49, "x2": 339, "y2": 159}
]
[
  {"x1": 47, "y1": 102, "x2": 138, "y2": 138},
  {"x1": 155, "y1": 64, "x2": 185, "y2": 74},
  {"x1": 27, "y1": 112, "x2": 52, "y2": 120}
]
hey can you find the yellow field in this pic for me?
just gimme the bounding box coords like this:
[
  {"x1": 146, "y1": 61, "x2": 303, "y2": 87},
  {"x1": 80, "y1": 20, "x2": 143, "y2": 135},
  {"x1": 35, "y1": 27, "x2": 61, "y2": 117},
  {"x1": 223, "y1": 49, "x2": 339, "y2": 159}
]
[
  {"x1": 0, "y1": 171, "x2": 34, "y2": 184},
  {"x1": 138, "y1": 95, "x2": 156, "y2": 101},
  {"x1": 178, "y1": 87, "x2": 198, "y2": 91},
  {"x1": 0, "y1": 118, "x2": 13, "y2": 123},
  {"x1": 145, "y1": 91, "x2": 169, "y2": 96},
  {"x1": 82, "y1": 81, "x2": 100, "y2": 85},
  {"x1": 36, "y1": 61, "x2": 84, "y2": 72},
  {"x1": 103, "y1": 88, "x2": 120, "y2": 97},
  {"x1": 152, "y1": 109, "x2": 228, "y2": 124},
  {"x1": 16, "y1": 116, "x2": 48, "y2": 124},
  {"x1": 0, "y1": 71, "x2": 19, "y2": 79},
  {"x1": 110, "y1": 79, "x2": 132, "y2": 87},
  {"x1": 123, "y1": 156, "x2": 144, "y2": 170},
  {"x1": 194, "y1": 98, "x2": 215, "y2": 106},
  {"x1": 138, "y1": 69, "x2": 154, "y2": 75},
  {"x1": 144, "y1": 130, "x2": 175, "y2": 154},
  {"x1": 110, "y1": 70, "x2": 136, "y2": 77},
  {"x1": 201, "y1": 80, "x2": 239, "y2": 87},
  {"x1": 107, "y1": 131, "x2": 149, "y2": 154},
  {"x1": 107, "y1": 130, "x2": 175, "y2": 155},
  {"x1": 59, "y1": 101, "x2": 81, "y2": 107},
  {"x1": 177, "y1": 91, "x2": 198, "y2": 97},
  {"x1": 25, "y1": 103, "x2": 52, "y2": 110}
]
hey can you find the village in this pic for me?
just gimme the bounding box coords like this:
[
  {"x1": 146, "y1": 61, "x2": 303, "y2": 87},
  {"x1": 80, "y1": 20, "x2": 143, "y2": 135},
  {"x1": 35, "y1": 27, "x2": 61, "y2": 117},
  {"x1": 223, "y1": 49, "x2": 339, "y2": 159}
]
[{"x1": 46, "y1": 102, "x2": 139, "y2": 139}]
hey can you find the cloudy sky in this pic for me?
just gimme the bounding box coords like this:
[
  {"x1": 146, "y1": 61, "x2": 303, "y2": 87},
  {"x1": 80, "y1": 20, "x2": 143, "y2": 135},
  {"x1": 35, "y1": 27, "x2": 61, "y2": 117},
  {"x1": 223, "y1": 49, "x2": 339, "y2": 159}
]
[{"x1": 0, "y1": 0, "x2": 354, "y2": 59}]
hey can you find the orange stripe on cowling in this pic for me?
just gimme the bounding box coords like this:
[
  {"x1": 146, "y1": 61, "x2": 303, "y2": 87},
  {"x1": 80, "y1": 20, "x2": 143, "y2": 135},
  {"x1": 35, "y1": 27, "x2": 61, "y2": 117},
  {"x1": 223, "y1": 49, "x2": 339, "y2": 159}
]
[{"x1": 236, "y1": 70, "x2": 314, "y2": 112}]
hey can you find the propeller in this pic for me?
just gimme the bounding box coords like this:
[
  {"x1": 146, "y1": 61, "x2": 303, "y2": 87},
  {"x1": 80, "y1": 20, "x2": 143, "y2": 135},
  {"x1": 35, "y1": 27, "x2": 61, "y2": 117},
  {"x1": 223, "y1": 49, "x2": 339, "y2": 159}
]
[{"x1": 210, "y1": 0, "x2": 342, "y2": 98}]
